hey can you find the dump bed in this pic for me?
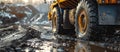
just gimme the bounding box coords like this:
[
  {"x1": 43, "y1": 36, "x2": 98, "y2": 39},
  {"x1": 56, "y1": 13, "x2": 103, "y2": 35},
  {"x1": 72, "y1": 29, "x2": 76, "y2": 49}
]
[
  {"x1": 57, "y1": 0, "x2": 79, "y2": 9},
  {"x1": 57, "y1": 0, "x2": 120, "y2": 9}
]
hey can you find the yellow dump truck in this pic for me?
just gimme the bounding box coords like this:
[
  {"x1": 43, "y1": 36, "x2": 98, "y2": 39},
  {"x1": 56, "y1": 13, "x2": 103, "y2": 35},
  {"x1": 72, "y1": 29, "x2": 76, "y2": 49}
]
[{"x1": 48, "y1": 0, "x2": 120, "y2": 40}]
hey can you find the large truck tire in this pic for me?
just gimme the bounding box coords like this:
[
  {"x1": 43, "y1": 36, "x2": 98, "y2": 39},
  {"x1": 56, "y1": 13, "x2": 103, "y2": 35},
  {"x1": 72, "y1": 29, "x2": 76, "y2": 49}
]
[
  {"x1": 52, "y1": 6, "x2": 63, "y2": 34},
  {"x1": 75, "y1": 0, "x2": 98, "y2": 40}
]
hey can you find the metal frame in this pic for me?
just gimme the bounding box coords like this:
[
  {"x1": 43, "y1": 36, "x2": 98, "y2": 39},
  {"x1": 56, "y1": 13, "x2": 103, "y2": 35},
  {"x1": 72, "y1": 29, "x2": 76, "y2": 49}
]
[{"x1": 98, "y1": 4, "x2": 120, "y2": 25}]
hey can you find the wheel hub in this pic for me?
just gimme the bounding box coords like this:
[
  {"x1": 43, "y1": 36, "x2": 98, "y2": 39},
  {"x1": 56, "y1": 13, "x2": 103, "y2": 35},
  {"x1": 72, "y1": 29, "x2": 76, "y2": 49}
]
[
  {"x1": 78, "y1": 9, "x2": 88, "y2": 34},
  {"x1": 52, "y1": 14, "x2": 57, "y2": 33}
]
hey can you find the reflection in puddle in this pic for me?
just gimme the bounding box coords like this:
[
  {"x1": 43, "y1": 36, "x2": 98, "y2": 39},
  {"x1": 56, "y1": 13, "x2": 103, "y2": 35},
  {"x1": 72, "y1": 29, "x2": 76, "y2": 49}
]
[{"x1": 53, "y1": 34, "x2": 119, "y2": 52}]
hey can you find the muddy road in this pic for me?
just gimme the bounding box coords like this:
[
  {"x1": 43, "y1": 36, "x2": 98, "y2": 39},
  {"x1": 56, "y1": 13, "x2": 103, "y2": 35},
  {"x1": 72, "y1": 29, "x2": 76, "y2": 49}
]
[{"x1": 0, "y1": 24, "x2": 119, "y2": 52}]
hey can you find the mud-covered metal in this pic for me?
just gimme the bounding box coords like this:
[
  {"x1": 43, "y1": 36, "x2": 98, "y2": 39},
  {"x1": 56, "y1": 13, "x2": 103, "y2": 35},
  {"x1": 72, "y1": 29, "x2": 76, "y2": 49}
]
[
  {"x1": 98, "y1": 4, "x2": 120, "y2": 25},
  {"x1": 97, "y1": 0, "x2": 118, "y2": 4}
]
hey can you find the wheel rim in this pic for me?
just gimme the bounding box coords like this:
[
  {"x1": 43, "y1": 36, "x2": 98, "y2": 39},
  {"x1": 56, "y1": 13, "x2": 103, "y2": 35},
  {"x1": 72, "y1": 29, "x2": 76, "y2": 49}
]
[
  {"x1": 52, "y1": 13, "x2": 57, "y2": 32},
  {"x1": 78, "y1": 9, "x2": 88, "y2": 34}
]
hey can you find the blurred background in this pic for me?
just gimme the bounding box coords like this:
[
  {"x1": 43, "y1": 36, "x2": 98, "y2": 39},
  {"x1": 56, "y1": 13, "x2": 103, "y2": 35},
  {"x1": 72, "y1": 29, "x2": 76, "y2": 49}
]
[
  {"x1": 0, "y1": 0, "x2": 53, "y2": 4},
  {"x1": 0, "y1": 0, "x2": 55, "y2": 25}
]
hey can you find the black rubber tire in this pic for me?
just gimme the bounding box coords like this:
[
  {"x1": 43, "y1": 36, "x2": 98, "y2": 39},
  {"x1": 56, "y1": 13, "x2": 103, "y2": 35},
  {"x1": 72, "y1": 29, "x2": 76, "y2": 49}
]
[
  {"x1": 52, "y1": 6, "x2": 63, "y2": 34},
  {"x1": 75, "y1": 0, "x2": 98, "y2": 40}
]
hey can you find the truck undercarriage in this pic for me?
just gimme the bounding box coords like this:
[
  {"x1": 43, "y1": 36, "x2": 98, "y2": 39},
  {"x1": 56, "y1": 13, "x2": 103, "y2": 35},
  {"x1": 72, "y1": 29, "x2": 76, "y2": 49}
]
[{"x1": 48, "y1": 0, "x2": 120, "y2": 52}]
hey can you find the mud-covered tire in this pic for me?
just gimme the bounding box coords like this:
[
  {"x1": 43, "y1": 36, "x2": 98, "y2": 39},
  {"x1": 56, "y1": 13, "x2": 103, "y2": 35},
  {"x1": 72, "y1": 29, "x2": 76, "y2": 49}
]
[
  {"x1": 75, "y1": 0, "x2": 98, "y2": 40},
  {"x1": 52, "y1": 6, "x2": 63, "y2": 34},
  {"x1": 74, "y1": 42, "x2": 90, "y2": 52}
]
